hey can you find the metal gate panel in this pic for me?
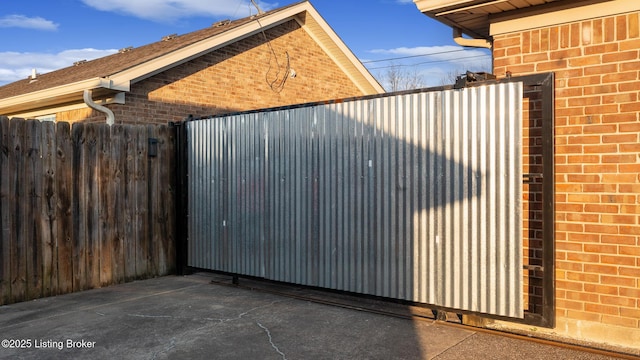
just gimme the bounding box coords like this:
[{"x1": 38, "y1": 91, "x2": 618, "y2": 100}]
[{"x1": 186, "y1": 82, "x2": 523, "y2": 318}]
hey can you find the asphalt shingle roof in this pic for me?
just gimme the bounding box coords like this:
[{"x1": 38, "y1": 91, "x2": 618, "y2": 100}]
[{"x1": 0, "y1": 2, "x2": 302, "y2": 100}]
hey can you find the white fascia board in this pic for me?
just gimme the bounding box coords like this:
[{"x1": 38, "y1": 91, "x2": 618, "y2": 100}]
[
  {"x1": 0, "y1": 77, "x2": 128, "y2": 114},
  {"x1": 490, "y1": 0, "x2": 640, "y2": 35},
  {"x1": 9, "y1": 92, "x2": 125, "y2": 119},
  {"x1": 413, "y1": 0, "x2": 477, "y2": 13}
]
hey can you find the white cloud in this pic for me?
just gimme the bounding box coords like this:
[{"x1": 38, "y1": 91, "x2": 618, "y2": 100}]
[
  {"x1": 0, "y1": 15, "x2": 59, "y2": 31},
  {"x1": 0, "y1": 48, "x2": 117, "y2": 85},
  {"x1": 81, "y1": 0, "x2": 278, "y2": 22}
]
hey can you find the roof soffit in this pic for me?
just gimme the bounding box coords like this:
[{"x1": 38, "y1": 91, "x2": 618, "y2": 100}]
[{"x1": 414, "y1": 0, "x2": 627, "y2": 39}]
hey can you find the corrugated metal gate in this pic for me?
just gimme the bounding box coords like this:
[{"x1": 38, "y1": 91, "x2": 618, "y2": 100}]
[{"x1": 185, "y1": 82, "x2": 525, "y2": 319}]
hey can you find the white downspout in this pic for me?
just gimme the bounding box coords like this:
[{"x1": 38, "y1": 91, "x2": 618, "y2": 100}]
[
  {"x1": 83, "y1": 89, "x2": 115, "y2": 126},
  {"x1": 453, "y1": 27, "x2": 492, "y2": 49}
]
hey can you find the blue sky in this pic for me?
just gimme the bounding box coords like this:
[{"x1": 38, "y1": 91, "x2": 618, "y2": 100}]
[{"x1": 0, "y1": 0, "x2": 491, "y2": 89}]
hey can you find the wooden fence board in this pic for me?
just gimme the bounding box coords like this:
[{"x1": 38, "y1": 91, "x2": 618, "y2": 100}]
[
  {"x1": 0, "y1": 118, "x2": 176, "y2": 305},
  {"x1": 110, "y1": 125, "x2": 125, "y2": 283},
  {"x1": 26, "y1": 120, "x2": 43, "y2": 300},
  {"x1": 98, "y1": 124, "x2": 113, "y2": 286},
  {"x1": 165, "y1": 125, "x2": 177, "y2": 274},
  {"x1": 0, "y1": 117, "x2": 10, "y2": 304},
  {"x1": 84, "y1": 124, "x2": 101, "y2": 288},
  {"x1": 56, "y1": 122, "x2": 73, "y2": 294},
  {"x1": 10, "y1": 119, "x2": 26, "y2": 303},
  {"x1": 123, "y1": 126, "x2": 137, "y2": 280},
  {"x1": 157, "y1": 125, "x2": 172, "y2": 275},
  {"x1": 147, "y1": 126, "x2": 159, "y2": 277},
  {"x1": 72, "y1": 123, "x2": 87, "y2": 291},
  {"x1": 136, "y1": 126, "x2": 149, "y2": 278},
  {"x1": 41, "y1": 121, "x2": 57, "y2": 297}
]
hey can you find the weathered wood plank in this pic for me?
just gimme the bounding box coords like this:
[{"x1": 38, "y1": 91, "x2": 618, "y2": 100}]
[
  {"x1": 109, "y1": 125, "x2": 125, "y2": 283},
  {"x1": 147, "y1": 126, "x2": 159, "y2": 277},
  {"x1": 123, "y1": 125, "x2": 137, "y2": 280},
  {"x1": 41, "y1": 121, "x2": 57, "y2": 297},
  {"x1": 0, "y1": 117, "x2": 11, "y2": 304},
  {"x1": 25, "y1": 120, "x2": 44, "y2": 300},
  {"x1": 10, "y1": 118, "x2": 26, "y2": 303},
  {"x1": 156, "y1": 125, "x2": 173, "y2": 275},
  {"x1": 1, "y1": 119, "x2": 176, "y2": 304},
  {"x1": 84, "y1": 125, "x2": 100, "y2": 288},
  {"x1": 98, "y1": 124, "x2": 112, "y2": 286},
  {"x1": 71, "y1": 123, "x2": 87, "y2": 291},
  {"x1": 136, "y1": 126, "x2": 149, "y2": 278},
  {"x1": 164, "y1": 125, "x2": 177, "y2": 275},
  {"x1": 56, "y1": 122, "x2": 73, "y2": 294}
]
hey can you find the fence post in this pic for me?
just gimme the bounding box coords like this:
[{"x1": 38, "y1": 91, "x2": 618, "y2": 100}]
[{"x1": 170, "y1": 121, "x2": 189, "y2": 275}]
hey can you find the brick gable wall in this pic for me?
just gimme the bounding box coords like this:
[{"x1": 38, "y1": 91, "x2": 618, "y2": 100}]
[
  {"x1": 493, "y1": 11, "x2": 640, "y2": 344},
  {"x1": 60, "y1": 19, "x2": 366, "y2": 124}
]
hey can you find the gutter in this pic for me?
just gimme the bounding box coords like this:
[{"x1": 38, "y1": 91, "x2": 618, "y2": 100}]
[
  {"x1": 0, "y1": 77, "x2": 128, "y2": 116},
  {"x1": 453, "y1": 27, "x2": 492, "y2": 49},
  {"x1": 83, "y1": 89, "x2": 115, "y2": 125}
]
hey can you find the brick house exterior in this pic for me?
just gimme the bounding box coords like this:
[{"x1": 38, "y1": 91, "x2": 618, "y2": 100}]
[
  {"x1": 493, "y1": 9, "x2": 640, "y2": 348},
  {"x1": 0, "y1": 2, "x2": 384, "y2": 124},
  {"x1": 415, "y1": 0, "x2": 639, "y2": 350}
]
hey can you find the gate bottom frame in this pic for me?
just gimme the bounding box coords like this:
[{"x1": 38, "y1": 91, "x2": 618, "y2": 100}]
[{"x1": 173, "y1": 72, "x2": 556, "y2": 328}]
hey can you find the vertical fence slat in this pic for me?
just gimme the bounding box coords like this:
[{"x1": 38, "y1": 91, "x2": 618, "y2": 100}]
[
  {"x1": 11, "y1": 118, "x2": 26, "y2": 303},
  {"x1": 72, "y1": 123, "x2": 87, "y2": 291},
  {"x1": 136, "y1": 126, "x2": 149, "y2": 277},
  {"x1": 98, "y1": 124, "x2": 113, "y2": 285},
  {"x1": 110, "y1": 125, "x2": 125, "y2": 283},
  {"x1": 158, "y1": 125, "x2": 174, "y2": 274},
  {"x1": 41, "y1": 121, "x2": 57, "y2": 297},
  {"x1": 124, "y1": 125, "x2": 137, "y2": 280},
  {"x1": 86, "y1": 124, "x2": 100, "y2": 289},
  {"x1": 26, "y1": 120, "x2": 43, "y2": 300},
  {"x1": 147, "y1": 125, "x2": 160, "y2": 277},
  {"x1": 0, "y1": 117, "x2": 10, "y2": 304},
  {"x1": 56, "y1": 122, "x2": 73, "y2": 294}
]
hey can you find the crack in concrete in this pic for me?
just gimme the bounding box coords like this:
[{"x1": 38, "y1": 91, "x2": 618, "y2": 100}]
[
  {"x1": 127, "y1": 314, "x2": 174, "y2": 319},
  {"x1": 257, "y1": 321, "x2": 287, "y2": 360},
  {"x1": 152, "y1": 338, "x2": 176, "y2": 360},
  {"x1": 194, "y1": 299, "x2": 287, "y2": 331}
]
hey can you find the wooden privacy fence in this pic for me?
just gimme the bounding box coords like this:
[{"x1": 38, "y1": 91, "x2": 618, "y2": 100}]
[{"x1": 0, "y1": 117, "x2": 176, "y2": 305}]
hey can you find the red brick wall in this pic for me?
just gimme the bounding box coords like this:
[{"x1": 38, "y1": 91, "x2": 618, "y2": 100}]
[
  {"x1": 62, "y1": 20, "x2": 366, "y2": 124},
  {"x1": 494, "y1": 12, "x2": 640, "y2": 330}
]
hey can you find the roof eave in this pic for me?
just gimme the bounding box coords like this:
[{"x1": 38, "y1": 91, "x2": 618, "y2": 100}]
[
  {"x1": 0, "y1": 77, "x2": 128, "y2": 116},
  {"x1": 413, "y1": 0, "x2": 479, "y2": 13}
]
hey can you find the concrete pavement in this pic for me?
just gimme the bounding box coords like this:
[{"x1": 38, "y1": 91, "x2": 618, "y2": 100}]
[{"x1": 0, "y1": 273, "x2": 629, "y2": 359}]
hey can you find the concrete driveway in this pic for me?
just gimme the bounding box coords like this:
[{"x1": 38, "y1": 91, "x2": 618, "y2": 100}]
[{"x1": 0, "y1": 273, "x2": 624, "y2": 359}]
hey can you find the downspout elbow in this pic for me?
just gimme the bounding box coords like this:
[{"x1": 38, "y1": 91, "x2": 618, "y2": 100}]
[
  {"x1": 83, "y1": 89, "x2": 115, "y2": 125},
  {"x1": 453, "y1": 27, "x2": 492, "y2": 49}
]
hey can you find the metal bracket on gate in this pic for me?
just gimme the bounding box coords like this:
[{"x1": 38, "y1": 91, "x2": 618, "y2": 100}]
[{"x1": 454, "y1": 71, "x2": 497, "y2": 89}]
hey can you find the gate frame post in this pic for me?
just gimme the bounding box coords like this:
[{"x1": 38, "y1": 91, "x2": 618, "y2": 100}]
[
  {"x1": 170, "y1": 120, "x2": 189, "y2": 275},
  {"x1": 502, "y1": 72, "x2": 556, "y2": 328}
]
